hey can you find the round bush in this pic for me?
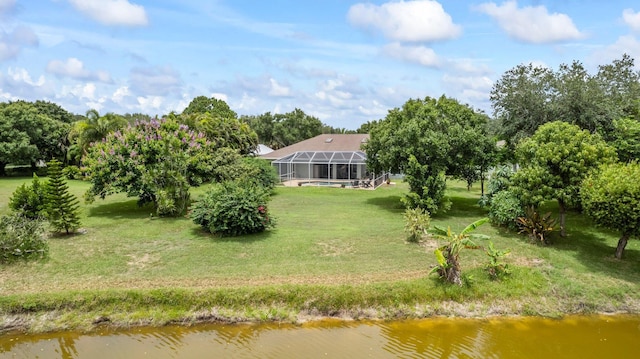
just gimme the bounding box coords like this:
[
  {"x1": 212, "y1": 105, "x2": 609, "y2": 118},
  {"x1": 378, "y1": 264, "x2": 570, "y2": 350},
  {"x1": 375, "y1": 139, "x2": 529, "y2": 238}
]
[
  {"x1": 9, "y1": 174, "x2": 48, "y2": 219},
  {"x1": 0, "y1": 213, "x2": 48, "y2": 263},
  {"x1": 489, "y1": 190, "x2": 525, "y2": 230},
  {"x1": 190, "y1": 180, "x2": 275, "y2": 236}
]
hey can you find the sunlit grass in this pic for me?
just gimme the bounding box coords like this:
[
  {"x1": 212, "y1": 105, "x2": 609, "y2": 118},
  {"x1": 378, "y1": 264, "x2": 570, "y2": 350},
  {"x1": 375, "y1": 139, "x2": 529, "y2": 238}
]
[{"x1": 1, "y1": 176, "x2": 639, "y2": 332}]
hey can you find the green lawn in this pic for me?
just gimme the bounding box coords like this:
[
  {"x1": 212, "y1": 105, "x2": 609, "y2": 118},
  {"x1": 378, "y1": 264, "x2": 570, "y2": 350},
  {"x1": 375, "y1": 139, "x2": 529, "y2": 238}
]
[{"x1": 1, "y1": 177, "x2": 639, "y2": 331}]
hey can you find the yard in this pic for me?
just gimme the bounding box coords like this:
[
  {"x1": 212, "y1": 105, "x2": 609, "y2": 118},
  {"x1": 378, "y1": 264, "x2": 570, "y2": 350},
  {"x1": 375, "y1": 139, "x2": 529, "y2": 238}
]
[{"x1": 1, "y1": 178, "x2": 639, "y2": 332}]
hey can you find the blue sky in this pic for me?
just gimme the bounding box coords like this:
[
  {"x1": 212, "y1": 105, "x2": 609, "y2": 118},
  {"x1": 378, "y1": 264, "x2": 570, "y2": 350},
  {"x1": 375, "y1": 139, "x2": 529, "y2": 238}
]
[{"x1": 1, "y1": 0, "x2": 640, "y2": 129}]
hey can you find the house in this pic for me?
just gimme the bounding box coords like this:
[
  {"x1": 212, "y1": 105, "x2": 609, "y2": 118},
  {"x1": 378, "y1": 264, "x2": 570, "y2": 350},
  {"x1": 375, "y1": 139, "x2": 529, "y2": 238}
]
[{"x1": 261, "y1": 134, "x2": 389, "y2": 188}]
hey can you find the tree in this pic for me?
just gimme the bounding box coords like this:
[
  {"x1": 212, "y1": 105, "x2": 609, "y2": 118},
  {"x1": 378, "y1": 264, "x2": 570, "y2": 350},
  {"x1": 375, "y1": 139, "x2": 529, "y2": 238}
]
[
  {"x1": 68, "y1": 110, "x2": 128, "y2": 162},
  {"x1": 581, "y1": 162, "x2": 640, "y2": 259},
  {"x1": 83, "y1": 118, "x2": 240, "y2": 216},
  {"x1": 511, "y1": 121, "x2": 617, "y2": 237},
  {"x1": 491, "y1": 55, "x2": 640, "y2": 155},
  {"x1": 0, "y1": 101, "x2": 71, "y2": 175},
  {"x1": 178, "y1": 112, "x2": 258, "y2": 155},
  {"x1": 45, "y1": 159, "x2": 81, "y2": 234},
  {"x1": 182, "y1": 96, "x2": 238, "y2": 119},
  {"x1": 363, "y1": 96, "x2": 492, "y2": 213},
  {"x1": 610, "y1": 118, "x2": 640, "y2": 163},
  {"x1": 241, "y1": 109, "x2": 323, "y2": 149},
  {"x1": 491, "y1": 63, "x2": 555, "y2": 152}
]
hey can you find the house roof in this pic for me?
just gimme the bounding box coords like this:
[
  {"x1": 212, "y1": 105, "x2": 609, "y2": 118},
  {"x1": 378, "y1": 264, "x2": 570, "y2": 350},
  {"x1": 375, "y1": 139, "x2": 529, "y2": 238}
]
[{"x1": 260, "y1": 134, "x2": 369, "y2": 160}]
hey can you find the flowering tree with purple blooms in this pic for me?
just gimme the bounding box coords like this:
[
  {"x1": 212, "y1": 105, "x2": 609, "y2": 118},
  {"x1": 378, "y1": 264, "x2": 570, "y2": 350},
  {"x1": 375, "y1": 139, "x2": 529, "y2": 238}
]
[{"x1": 83, "y1": 118, "x2": 240, "y2": 216}]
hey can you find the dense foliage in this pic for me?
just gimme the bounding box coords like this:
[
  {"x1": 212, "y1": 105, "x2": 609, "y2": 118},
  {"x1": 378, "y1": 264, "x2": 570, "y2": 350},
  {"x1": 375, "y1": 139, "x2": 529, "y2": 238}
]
[
  {"x1": 0, "y1": 213, "x2": 48, "y2": 263},
  {"x1": 178, "y1": 112, "x2": 258, "y2": 155},
  {"x1": 0, "y1": 100, "x2": 72, "y2": 175},
  {"x1": 83, "y1": 118, "x2": 239, "y2": 216},
  {"x1": 610, "y1": 118, "x2": 640, "y2": 163},
  {"x1": 68, "y1": 110, "x2": 128, "y2": 164},
  {"x1": 45, "y1": 159, "x2": 81, "y2": 234},
  {"x1": 488, "y1": 190, "x2": 524, "y2": 230},
  {"x1": 581, "y1": 162, "x2": 640, "y2": 259},
  {"x1": 241, "y1": 109, "x2": 324, "y2": 149},
  {"x1": 364, "y1": 96, "x2": 494, "y2": 214},
  {"x1": 9, "y1": 174, "x2": 48, "y2": 219},
  {"x1": 190, "y1": 180, "x2": 275, "y2": 236},
  {"x1": 511, "y1": 121, "x2": 617, "y2": 236},
  {"x1": 491, "y1": 55, "x2": 640, "y2": 155}
]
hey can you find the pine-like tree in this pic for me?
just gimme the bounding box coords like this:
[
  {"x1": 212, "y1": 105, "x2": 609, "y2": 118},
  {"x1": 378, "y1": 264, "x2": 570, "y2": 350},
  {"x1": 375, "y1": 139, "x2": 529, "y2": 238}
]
[{"x1": 45, "y1": 159, "x2": 81, "y2": 234}]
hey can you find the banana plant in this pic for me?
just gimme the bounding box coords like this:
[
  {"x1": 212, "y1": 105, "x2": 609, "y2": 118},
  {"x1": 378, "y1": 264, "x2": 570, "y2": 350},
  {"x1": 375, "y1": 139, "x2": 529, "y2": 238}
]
[{"x1": 429, "y1": 218, "x2": 489, "y2": 285}]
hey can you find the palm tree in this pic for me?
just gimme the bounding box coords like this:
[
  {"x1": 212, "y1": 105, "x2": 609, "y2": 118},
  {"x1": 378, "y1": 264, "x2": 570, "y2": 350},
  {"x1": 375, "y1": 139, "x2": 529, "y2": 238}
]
[{"x1": 68, "y1": 110, "x2": 128, "y2": 162}]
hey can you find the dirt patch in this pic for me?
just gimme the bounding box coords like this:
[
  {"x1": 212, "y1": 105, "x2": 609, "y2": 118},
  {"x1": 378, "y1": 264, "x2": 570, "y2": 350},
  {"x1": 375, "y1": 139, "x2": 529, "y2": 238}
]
[{"x1": 317, "y1": 240, "x2": 354, "y2": 257}]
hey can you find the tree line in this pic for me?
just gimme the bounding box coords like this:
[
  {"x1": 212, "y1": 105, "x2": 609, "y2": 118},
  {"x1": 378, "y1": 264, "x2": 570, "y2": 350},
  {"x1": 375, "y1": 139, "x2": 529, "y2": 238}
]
[{"x1": 0, "y1": 95, "x2": 367, "y2": 176}]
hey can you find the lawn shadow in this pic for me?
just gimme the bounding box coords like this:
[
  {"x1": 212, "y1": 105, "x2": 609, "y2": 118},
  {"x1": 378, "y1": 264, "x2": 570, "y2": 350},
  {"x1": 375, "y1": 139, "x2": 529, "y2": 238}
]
[
  {"x1": 365, "y1": 195, "x2": 404, "y2": 213},
  {"x1": 188, "y1": 226, "x2": 273, "y2": 243},
  {"x1": 88, "y1": 199, "x2": 155, "y2": 219},
  {"x1": 551, "y1": 226, "x2": 640, "y2": 280},
  {"x1": 530, "y1": 208, "x2": 640, "y2": 282},
  {"x1": 434, "y1": 195, "x2": 488, "y2": 220}
]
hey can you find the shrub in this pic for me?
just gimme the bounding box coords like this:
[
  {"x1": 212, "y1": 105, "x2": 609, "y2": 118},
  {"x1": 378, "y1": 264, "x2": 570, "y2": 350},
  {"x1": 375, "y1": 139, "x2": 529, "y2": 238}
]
[
  {"x1": 191, "y1": 180, "x2": 275, "y2": 236},
  {"x1": 488, "y1": 190, "x2": 524, "y2": 230},
  {"x1": 0, "y1": 213, "x2": 48, "y2": 263},
  {"x1": 62, "y1": 165, "x2": 82, "y2": 180},
  {"x1": 8, "y1": 174, "x2": 48, "y2": 219},
  {"x1": 516, "y1": 207, "x2": 558, "y2": 245},
  {"x1": 236, "y1": 157, "x2": 280, "y2": 192},
  {"x1": 484, "y1": 241, "x2": 511, "y2": 279},
  {"x1": 403, "y1": 207, "x2": 431, "y2": 243}
]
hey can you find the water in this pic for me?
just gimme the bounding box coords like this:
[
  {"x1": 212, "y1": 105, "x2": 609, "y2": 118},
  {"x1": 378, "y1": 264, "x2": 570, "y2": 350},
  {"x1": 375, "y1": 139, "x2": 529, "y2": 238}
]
[{"x1": 2, "y1": 315, "x2": 639, "y2": 358}]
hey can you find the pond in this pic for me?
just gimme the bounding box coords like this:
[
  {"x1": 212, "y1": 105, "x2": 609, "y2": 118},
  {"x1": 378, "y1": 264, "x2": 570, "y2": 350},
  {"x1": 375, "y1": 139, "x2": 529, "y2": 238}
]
[{"x1": 2, "y1": 315, "x2": 639, "y2": 358}]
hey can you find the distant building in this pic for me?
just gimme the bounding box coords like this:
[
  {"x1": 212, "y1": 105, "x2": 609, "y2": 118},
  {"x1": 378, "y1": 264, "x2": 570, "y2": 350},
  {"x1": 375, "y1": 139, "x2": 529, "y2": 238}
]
[{"x1": 261, "y1": 134, "x2": 389, "y2": 188}]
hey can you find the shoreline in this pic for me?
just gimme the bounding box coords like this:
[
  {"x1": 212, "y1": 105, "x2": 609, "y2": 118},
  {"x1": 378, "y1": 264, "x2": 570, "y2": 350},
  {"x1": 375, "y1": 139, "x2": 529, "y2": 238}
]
[{"x1": 2, "y1": 284, "x2": 639, "y2": 334}]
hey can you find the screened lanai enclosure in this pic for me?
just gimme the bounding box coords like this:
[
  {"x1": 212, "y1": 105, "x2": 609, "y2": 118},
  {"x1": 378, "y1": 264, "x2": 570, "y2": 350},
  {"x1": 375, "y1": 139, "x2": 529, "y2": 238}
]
[{"x1": 273, "y1": 150, "x2": 367, "y2": 181}]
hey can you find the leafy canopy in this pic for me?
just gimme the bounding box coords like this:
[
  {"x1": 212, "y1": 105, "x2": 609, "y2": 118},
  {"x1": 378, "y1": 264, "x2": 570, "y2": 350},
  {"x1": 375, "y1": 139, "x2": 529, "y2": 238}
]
[
  {"x1": 512, "y1": 121, "x2": 617, "y2": 236},
  {"x1": 581, "y1": 162, "x2": 640, "y2": 259},
  {"x1": 364, "y1": 95, "x2": 493, "y2": 213},
  {"x1": 83, "y1": 118, "x2": 240, "y2": 216}
]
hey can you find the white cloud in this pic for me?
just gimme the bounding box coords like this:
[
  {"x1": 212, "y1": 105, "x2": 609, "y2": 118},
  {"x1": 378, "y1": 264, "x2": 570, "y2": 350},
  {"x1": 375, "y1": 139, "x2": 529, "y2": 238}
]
[
  {"x1": 347, "y1": 0, "x2": 461, "y2": 42},
  {"x1": 129, "y1": 65, "x2": 183, "y2": 96},
  {"x1": 112, "y1": 86, "x2": 130, "y2": 103},
  {"x1": 0, "y1": 26, "x2": 39, "y2": 61},
  {"x1": 268, "y1": 78, "x2": 292, "y2": 97},
  {"x1": 46, "y1": 57, "x2": 112, "y2": 83},
  {"x1": 592, "y1": 35, "x2": 640, "y2": 68},
  {"x1": 0, "y1": 0, "x2": 15, "y2": 15},
  {"x1": 137, "y1": 96, "x2": 164, "y2": 111},
  {"x1": 68, "y1": 0, "x2": 148, "y2": 27},
  {"x1": 475, "y1": 1, "x2": 583, "y2": 44},
  {"x1": 7, "y1": 67, "x2": 45, "y2": 86},
  {"x1": 383, "y1": 42, "x2": 441, "y2": 67},
  {"x1": 622, "y1": 9, "x2": 640, "y2": 32}
]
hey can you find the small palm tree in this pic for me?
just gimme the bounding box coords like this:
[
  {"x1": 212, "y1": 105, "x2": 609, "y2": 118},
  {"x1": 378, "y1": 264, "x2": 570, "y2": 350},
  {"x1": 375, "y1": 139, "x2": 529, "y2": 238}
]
[{"x1": 429, "y1": 218, "x2": 489, "y2": 285}]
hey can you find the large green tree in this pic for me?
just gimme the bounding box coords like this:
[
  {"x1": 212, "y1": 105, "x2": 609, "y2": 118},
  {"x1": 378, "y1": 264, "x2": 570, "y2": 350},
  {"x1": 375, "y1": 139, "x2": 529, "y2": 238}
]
[
  {"x1": 0, "y1": 101, "x2": 71, "y2": 175},
  {"x1": 610, "y1": 118, "x2": 640, "y2": 163},
  {"x1": 491, "y1": 54, "x2": 640, "y2": 154},
  {"x1": 241, "y1": 109, "x2": 323, "y2": 149},
  {"x1": 83, "y1": 118, "x2": 240, "y2": 216},
  {"x1": 511, "y1": 121, "x2": 617, "y2": 237},
  {"x1": 364, "y1": 96, "x2": 493, "y2": 214},
  {"x1": 182, "y1": 96, "x2": 238, "y2": 119},
  {"x1": 178, "y1": 113, "x2": 258, "y2": 155},
  {"x1": 581, "y1": 162, "x2": 640, "y2": 259}
]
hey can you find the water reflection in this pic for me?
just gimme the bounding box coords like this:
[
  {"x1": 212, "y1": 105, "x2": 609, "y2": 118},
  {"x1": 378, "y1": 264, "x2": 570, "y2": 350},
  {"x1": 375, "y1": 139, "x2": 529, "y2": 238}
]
[{"x1": 1, "y1": 315, "x2": 639, "y2": 358}]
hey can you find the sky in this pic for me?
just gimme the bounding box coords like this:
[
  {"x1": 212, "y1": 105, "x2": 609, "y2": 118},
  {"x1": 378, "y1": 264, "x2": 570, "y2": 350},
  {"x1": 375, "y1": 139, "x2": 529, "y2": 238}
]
[{"x1": 1, "y1": 0, "x2": 640, "y2": 129}]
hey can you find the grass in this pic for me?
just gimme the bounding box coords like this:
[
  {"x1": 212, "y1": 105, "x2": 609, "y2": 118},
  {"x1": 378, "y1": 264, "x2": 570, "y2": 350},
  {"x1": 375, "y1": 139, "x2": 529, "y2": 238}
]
[{"x1": 1, "y1": 177, "x2": 639, "y2": 333}]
